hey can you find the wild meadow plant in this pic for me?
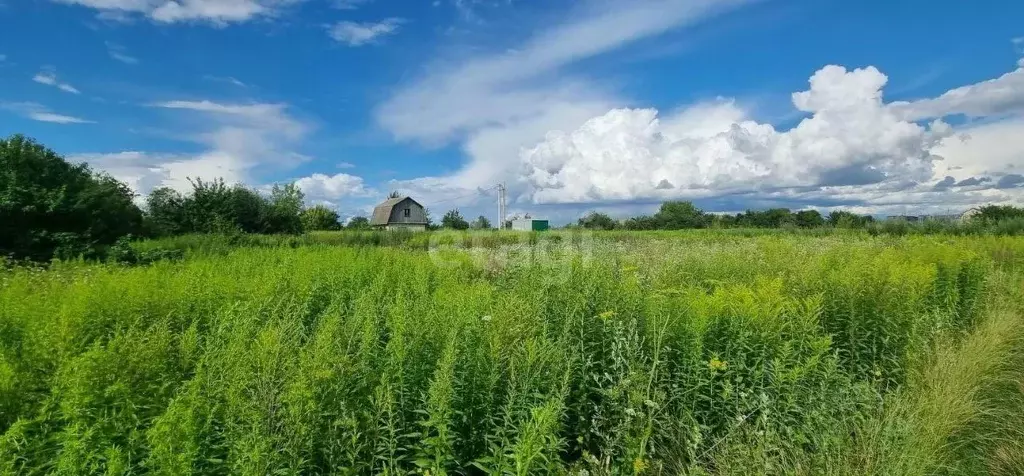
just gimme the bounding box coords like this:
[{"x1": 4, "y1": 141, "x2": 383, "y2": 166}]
[{"x1": 1, "y1": 233, "x2": 1022, "y2": 474}]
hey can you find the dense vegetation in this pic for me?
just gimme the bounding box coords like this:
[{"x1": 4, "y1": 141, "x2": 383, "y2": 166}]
[
  {"x1": 4, "y1": 134, "x2": 1022, "y2": 264},
  {"x1": 0, "y1": 135, "x2": 143, "y2": 262},
  {"x1": 1, "y1": 135, "x2": 319, "y2": 262},
  {"x1": 145, "y1": 179, "x2": 307, "y2": 237},
  {"x1": 577, "y1": 201, "x2": 1024, "y2": 232},
  {"x1": 5, "y1": 133, "x2": 1024, "y2": 473},
  {"x1": 3, "y1": 231, "x2": 1024, "y2": 474}
]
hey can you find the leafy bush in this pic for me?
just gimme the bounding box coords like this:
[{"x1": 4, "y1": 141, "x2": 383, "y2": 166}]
[
  {"x1": 1, "y1": 134, "x2": 144, "y2": 261},
  {"x1": 578, "y1": 211, "x2": 618, "y2": 230},
  {"x1": 300, "y1": 205, "x2": 342, "y2": 231},
  {"x1": 106, "y1": 236, "x2": 185, "y2": 265},
  {"x1": 441, "y1": 209, "x2": 470, "y2": 230},
  {"x1": 144, "y1": 179, "x2": 305, "y2": 237}
]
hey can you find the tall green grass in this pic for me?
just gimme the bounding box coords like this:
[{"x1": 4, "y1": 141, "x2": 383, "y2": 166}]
[{"x1": 1, "y1": 234, "x2": 1021, "y2": 474}]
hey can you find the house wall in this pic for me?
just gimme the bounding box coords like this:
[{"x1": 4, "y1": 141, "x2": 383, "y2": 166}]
[
  {"x1": 511, "y1": 219, "x2": 548, "y2": 231},
  {"x1": 387, "y1": 198, "x2": 429, "y2": 225},
  {"x1": 385, "y1": 223, "x2": 427, "y2": 232}
]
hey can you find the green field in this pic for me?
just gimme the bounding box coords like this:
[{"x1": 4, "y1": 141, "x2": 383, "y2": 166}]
[{"x1": 3, "y1": 231, "x2": 1024, "y2": 475}]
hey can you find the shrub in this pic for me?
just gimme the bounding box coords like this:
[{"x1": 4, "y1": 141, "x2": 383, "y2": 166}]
[{"x1": 0, "y1": 134, "x2": 143, "y2": 261}]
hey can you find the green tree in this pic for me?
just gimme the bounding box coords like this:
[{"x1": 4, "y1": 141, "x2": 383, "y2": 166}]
[
  {"x1": 144, "y1": 179, "x2": 306, "y2": 236},
  {"x1": 424, "y1": 208, "x2": 438, "y2": 230},
  {"x1": 827, "y1": 210, "x2": 873, "y2": 228},
  {"x1": 184, "y1": 178, "x2": 235, "y2": 233},
  {"x1": 144, "y1": 187, "x2": 187, "y2": 236},
  {"x1": 348, "y1": 216, "x2": 370, "y2": 229},
  {"x1": 622, "y1": 215, "x2": 657, "y2": 230},
  {"x1": 471, "y1": 215, "x2": 492, "y2": 229},
  {"x1": 1, "y1": 134, "x2": 143, "y2": 261},
  {"x1": 578, "y1": 211, "x2": 617, "y2": 230},
  {"x1": 653, "y1": 201, "x2": 709, "y2": 229},
  {"x1": 301, "y1": 205, "x2": 342, "y2": 231},
  {"x1": 227, "y1": 184, "x2": 267, "y2": 233},
  {"x1": 974, "y1": 205, "x2": 1024, "y2": 222},
  {"x1": 794, "y1": 209, "x2": 825, "y2": 228},
  {"x1": 263, "y1": 183, "x2": 305, "y2": 234},
  {"x1": 441, "y1": 209, "x2": 470, "y2": 230}
]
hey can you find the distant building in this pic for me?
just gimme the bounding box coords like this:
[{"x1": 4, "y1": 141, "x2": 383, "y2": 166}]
[
  {"x1": 886, "y1": 215, "x2": 921, "y2": 222},
  {"x1": 923, "y1": 214, "x2": 960, "y2": 221},
  {"x1": 370, "y1": 196, "x2": 429, "y2": 231},
  {"x1": 511, "y1": 218, "x2": 550, "y2": 231}
]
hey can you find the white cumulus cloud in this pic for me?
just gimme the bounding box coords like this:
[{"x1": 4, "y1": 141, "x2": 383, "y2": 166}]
[
  {"x1": 518, "y1": 65, "x2": 956, "y2": 204},
  {"x1": 382, "y1": 32, "x2": 1024, "y2": 217},
  {"x1": 294, "y1": 172, "x2": 371, "y2": 203},
  {"x1": 376, "y1": 0, "x2": 751, "y2": 211},
  {"x1": 328, "y1": 19, "x2": 403, "y2": 46}
]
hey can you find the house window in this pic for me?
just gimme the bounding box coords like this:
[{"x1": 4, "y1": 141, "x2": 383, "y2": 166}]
[{"x1": 404, "y1": 208, "x2": 411, "y2": 217}]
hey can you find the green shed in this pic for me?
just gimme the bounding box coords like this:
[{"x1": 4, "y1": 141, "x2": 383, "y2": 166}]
[{"x1": 511, "y1": 219, "x2": 549, "y2": 231}]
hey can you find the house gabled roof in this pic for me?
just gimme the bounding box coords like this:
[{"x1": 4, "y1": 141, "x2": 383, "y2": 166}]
[{"x1": 370, "y1": 196, "x2": 426, "y2": 226}]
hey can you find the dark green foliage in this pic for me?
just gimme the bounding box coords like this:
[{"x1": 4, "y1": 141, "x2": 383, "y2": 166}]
[
  {"x1": 441, "y1": 209, "x2": 470, "y2": 230},
  {"x1": 471, "y1": 215, "x2": 492, "y2": 230},
  {"x1": 264, "y1": 183, "x2": 305, "y2": 234},
  {"x1": 107, "y1": 236, "x2": 185, "y2": 265},
  {"x1": 0, "y1": 134, "x2": 144, "y2": 261},
  {"x1": 795, "y1": 209, "x2": 825, "y2": 228},
  {"x1": 975, "y1": 205, "x2": 1024, "y2": 222},
  {"x1": 301, "y1": 205, "x2": 342, "y2": 231},
  {"x1": 653, "y1": 201, "x2": 710, "y2": 229},
  {"x1": 347, "y1": 216, "x2": 370, "y2": 229},
  {"x1": 578, "y1": 211, "x2": 618, "y2": 230},
  {"x1": 622, "y1": 215, "x2": 658, "y2": 230},
  {"x1": 828, "y1": 210, "x2": 875, "y2": 228},
  {"x1": 144, "y1": 179, "x2": 305, "y2": 236}
]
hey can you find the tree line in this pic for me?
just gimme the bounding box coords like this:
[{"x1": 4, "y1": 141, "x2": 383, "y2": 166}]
[
  {"x1": 2, "y1": 135, "x2": 359, "y2": 261},
  {"x1": 573, "y1": 202, "x2": 874, "y2": 230},
  {"x1": 4, "y1": 134, "x2": 1023, "y2": 261},
  {"x1": 573, "y1": 201, "x2": 1023, "y2": 231}
]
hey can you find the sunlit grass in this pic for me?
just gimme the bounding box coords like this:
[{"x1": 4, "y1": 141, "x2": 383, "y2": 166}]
[{"x1": 1, "y1": 232, "x2": 1022, "y2": 474}]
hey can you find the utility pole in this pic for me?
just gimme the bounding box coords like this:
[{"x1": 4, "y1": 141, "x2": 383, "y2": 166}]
[{"x1": 497, "y1": 182, "x2": 507, "y2": 229}]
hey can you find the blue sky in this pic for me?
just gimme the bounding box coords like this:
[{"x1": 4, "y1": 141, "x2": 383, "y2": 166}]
[{"x1": 2, "y1": 0, "x2": 1024, "y2": 223}]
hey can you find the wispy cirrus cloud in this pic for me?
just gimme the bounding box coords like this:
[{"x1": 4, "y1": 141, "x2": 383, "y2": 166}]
[
  {"x1": 106, "y1": 42, "x2": 139, "y2": 64},
  {"x1": 328, "y1": 18, "x2": 403, "y2": 46},
  {"x1": 332, "y1": 0, "x2": 371, "y2": 9},
  {"x1": 32, "y1": 71, "x2": 80, "y2": 94},
  {"x1": 51, "y1": 0, "x2": 303, "y2": 25},
  {"x1": 890, "y1": 60, "x2": 1024, "y2": 120},
  {"x1": 204, "y1": 75, "x2": 248, "y2": 88},
  {"x1": 1, "y1": 102, "x2": 93, "y2": 124},
  {"x1": 72, "y1": 99, "x2": 313, "y2": 196}
]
